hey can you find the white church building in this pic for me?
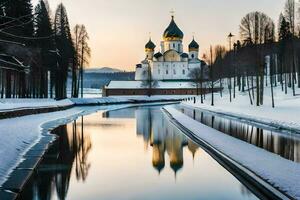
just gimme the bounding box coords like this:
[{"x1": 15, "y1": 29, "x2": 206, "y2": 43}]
[
  {"x1": 103, "y1": 16, "x2": 208, "y2": 97},
  {"x1": 135, "y1": 15, "x2": 202, "y2": 81}
]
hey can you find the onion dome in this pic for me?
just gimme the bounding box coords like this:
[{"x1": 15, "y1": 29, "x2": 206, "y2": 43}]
[
  {"x1": 163, "y1": 16, "x2": 184, "y2": 40},
  {"x1": 181, "y1": 53, "x2": 189, "y2": 58},
  {"x1": 145, "y1": 39, "x2": 156, "y2": 50},
  {"x1": 189, "y1": 38, "x2": 199, "y2": 50},
  {"x1": 154, "y1": 52, "x2": 163, "y2": 59}
]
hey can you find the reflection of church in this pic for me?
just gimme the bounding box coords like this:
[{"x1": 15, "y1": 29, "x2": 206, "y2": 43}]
[{"x1": 136, "y1": 108, "x2": 199, "y2": 176}]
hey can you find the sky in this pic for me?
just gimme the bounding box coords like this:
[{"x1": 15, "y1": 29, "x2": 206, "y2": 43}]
[{"x1": 32, "y1": 0, "x2": 286, "y2": 71}]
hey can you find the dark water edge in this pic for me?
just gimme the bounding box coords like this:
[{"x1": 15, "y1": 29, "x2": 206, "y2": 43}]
[{"x1": 177, "y1": 105, "x2": 300, "y2": 163}]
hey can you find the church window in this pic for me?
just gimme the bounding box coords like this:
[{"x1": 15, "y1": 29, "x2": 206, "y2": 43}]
[
  {"x1": 183, "y1": 69, "x2": 185, "y2": 75},
  {"x1": 191, "y1": 54, "x2": 195, "y2": 59}
]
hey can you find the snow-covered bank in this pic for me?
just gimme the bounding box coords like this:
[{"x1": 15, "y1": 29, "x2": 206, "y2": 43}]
[
  {"x1": 164, "y1": 106, "x2": 300, "y2": 199},
  {"x1": 182, "y1": 86, "x2": 300, "y2": 132},
  {"x1": 0, "y1": 96, "x2": 184, "y2": 114},
  {"x1": 0, "y1": 99, "x2": 73, "y2": 112},
  {"x1": 0, "y1": 104, "x2": 138, "y2": 187}
]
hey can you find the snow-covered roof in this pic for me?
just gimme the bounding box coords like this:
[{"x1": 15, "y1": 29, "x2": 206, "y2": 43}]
[{"x1": 105, "y1": 81, "x2": 197, "y2": 89}]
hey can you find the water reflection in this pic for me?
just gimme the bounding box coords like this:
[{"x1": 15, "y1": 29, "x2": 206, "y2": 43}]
[
  {"x1": 18, "y1": 117, "x2": 92, "y2": 199},
  {"x1": 19, "y1": 106, "x2": 259, "y2": 200},
  {"x1": 178, "y1": 106, "x2": 300, "y2": 163},
  {"x1": 108, "y1": 107, "x2": 198, "y2": 176}
]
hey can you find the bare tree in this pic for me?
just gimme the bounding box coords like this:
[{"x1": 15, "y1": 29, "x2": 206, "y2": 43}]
[
  {"x1": 189, "y1": 67, "x2": 204, "y2": 103},
  {"x1": 213, "y1": 45, "x2": 226, "y2": 97},
  {"x1": 240, "y1": 11, "x2": 275, "y2": 106},
  {"x1": 73, "y1": 24, "x2": 91, "y2": 98}
]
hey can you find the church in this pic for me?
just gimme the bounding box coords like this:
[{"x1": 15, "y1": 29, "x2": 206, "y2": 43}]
[
  {"x1": 103, "y1": 15, "x2": 207, "y2": 97},
  {"x1": 135, "y1": 15, "x2": 202, "y2": 81}
]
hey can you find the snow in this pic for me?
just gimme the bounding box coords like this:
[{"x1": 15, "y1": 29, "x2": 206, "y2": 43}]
[
  {"x1": 165, "y1": 106, "x2": 300, "y2": 199},
  {"x1": 0, "y1": 99, "x2": 73, "y2": 112},
  {"x1": 105, "y1": 80, "x2": 197, "y2": 89},
  {"x1": 0, "y1": 96, "x2": 183, "y2": 113},
  {"x1": 182, "y1": 85, "x2": 300, "y2": 132}
]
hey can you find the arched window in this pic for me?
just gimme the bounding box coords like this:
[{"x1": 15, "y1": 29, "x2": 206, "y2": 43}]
[
  {"x1": 173, "y1": 43, "x2": 175, "y2": 48},
  {"x1": 183, "y1": 69, "x2": 185, "y2": 75},
  {"x1": 166, "y1": 70, "x2": 169, "y2": 75},
  {"x1": 191, "y1": 54, "x2": 195, "y2": 59},
  {"x1": 173, "y1": 69, "x2": 176, "y2": 75}
]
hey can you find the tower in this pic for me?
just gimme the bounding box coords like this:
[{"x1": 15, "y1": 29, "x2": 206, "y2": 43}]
[
  {"x1": 188, "y1": 37, "x2": 200, "y2": 59},
  {"x1": 145, "y1": 38, "x2": 156, "y2": 60}
]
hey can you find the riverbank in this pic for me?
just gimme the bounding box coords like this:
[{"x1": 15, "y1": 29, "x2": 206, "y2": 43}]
[
  {"x1": 0, "y1": 96, "x2": 186, "y2": 119},
  {"x1": 163, "y1": 106, "x2": 299, "y2": 199},
  {"x1": 182, "y1": 86, "x2": 300, "y2": 133},
  {"x1": 0, "y1": 101, "x2": 178, "y2": 199}
]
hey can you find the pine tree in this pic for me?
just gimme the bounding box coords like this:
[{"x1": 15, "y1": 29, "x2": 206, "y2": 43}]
[
  {"x1": 35, "y1": 0, "x2": 55, "y2": 98},
  {"x1": 1, "y1": 0, "x2": 34, "y2": 42},
  {"x1": 54, "y1": 3, "x2": 75, "y2": 99},
  {"x1": 279, "y1": 15, "x2": 292, "y2": 41}
]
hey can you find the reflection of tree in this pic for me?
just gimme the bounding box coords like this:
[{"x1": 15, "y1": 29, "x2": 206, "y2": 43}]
[
  {"x1": 73, "y1": 117, "x2": 92, "y2": 181},
  {"x1": 181, "y1": 107, "x2": 300, "y2": 163},
  {"x1": 19, "y1": 117, "x2": 92, "y2": 200}
]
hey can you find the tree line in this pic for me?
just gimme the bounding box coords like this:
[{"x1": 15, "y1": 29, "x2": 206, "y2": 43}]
[
  {"x1": 191, "y1": 0, "x2": 300, "y2": 108},
  {"x1": 0, "y1": 0, "x2": 90, "y2": 99}
]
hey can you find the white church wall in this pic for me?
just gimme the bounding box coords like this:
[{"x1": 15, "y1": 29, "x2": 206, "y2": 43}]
[
  {"x1": 161, "y1": 40, "x2": 182, "y2": 53},
  {"x1": 152, "y1": 61, "x2": 191, "y2": 80}
]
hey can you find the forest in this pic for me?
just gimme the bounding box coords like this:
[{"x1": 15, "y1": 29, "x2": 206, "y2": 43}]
[
  {"x1": 0, "y1": 0, "x2": 90, "y2": 99},
  {"x1": 191, "y1": 0, "x2": 300, "y2": 108}
]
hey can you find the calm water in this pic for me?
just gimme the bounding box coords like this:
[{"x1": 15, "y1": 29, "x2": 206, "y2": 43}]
[
  {"x1": 19, "y1": 105, "x2": 260, "y2": 200},
  {"x1": 178, "y1": 105, "x2": 300, "y2": 163}
]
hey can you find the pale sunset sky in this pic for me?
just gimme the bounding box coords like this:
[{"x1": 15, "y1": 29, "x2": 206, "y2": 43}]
[{"x1": 33, "y1": 0, "x2": 285, "y2": 71}]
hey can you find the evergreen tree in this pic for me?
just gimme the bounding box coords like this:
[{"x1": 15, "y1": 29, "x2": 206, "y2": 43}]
[
  {"x1": 35, "y1": 0, "x2": 55, "y2": 97},
  {"x1": 54, "y1": 3, "x2": 75, "y2": 99},
  {"x1": 279, "y1": 15, "x2": 292, "y2": 41},
  {"x1": 1, "y1": 0, "x2": 34, "y2": 42}
]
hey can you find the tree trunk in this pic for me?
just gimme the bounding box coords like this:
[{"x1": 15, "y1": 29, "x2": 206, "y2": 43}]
[
  {"x1": 6, "y1": 70, "x2": 11, "y2": 98},
  {"x1": 246, "y1": 73, "x2": 253, "y2": 105}
]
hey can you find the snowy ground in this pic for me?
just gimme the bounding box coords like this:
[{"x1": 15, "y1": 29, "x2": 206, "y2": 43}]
[
  {"x1": 182, "y1": 84, "x2": 300, "y2": 132},
  {"x1": 165, "y1": 106, "x2": 300, "y2": 199},
  {"x1": 0, "y1": 99, "x2": 73, "y2": 112},
  {"x1": 0, "y1": 95, "x2": 186, "y2": 113}
]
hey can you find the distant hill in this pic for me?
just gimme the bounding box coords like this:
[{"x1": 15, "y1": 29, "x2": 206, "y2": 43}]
[
  {"x1": 68, "y1": 67, "x2": 135, "y2": 89},
  {"x1": 85, "y1": 67, "x2": 124, "y2": 74}
]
